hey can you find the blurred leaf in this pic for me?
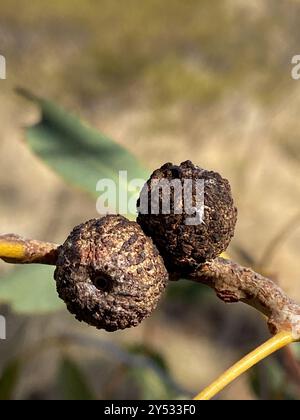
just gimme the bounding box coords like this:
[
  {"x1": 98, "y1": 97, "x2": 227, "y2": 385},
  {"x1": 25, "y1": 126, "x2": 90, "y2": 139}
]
[
  {"x1": 231, "y1": 244, "x2": 256, "y2": 267},
  {"x1": 0, "y1": 359, "x2": 21, "y2": 400},
  {"x1": 126, "y1": 343, "x2": 179, "y2": 399},
  {"x1": 128, "y1": 343, "x2": 169, "y2": 372},
  {"x1": 249, "y1": 359, "x2": 297, "y2": 400},
  {"x1": 129, "y1": 367, "x2": 174, "y2": 400},
  {"x1": 58, "y1": 357, "x2": 95, "y2": 400},
  {"x1": 166, "y1": 280, "x2": 212, "y2": 303},
  {"x1": 290, "y1": 342, "x2": 300, "y2": 359},
  {"x1": 277, "y1": 136, "x2": 300, "y2": 163},
  {"x1": 17, "y1": 88, "x2": 149, "y2": 218},
  {"x1": 0, "y1": 265, "x2": 63, "y2": 313}
]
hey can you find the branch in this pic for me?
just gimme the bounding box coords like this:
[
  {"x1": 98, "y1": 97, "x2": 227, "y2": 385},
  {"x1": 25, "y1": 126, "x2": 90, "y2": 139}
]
[
  {"x1": 0, "y1": 234, "x2": 59, "y2": 265},
  {"x1": 2, "y1": 236, "x2": 300, "y2": 336},
  {"x1": 2, "y1": 233, "x2": 300, "y2": 399},
  {"x1": 186, "y1": 257, "x2": 300, "y2": 399},
  {"x1": 186, "y1": 257, "x2": 300, "y2": 339}
]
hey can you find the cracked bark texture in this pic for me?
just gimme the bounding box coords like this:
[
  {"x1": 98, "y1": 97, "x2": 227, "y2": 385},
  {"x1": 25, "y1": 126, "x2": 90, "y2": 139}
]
[
  {"x1": 0, "y1": 234, "x2": 59, "y2": 265},
  {"x1": 186, "y1": 257, "x2": 300, "y2": 339},
  {"x1": 2, "y1": 233, "x2": 300, "y2": 339}
]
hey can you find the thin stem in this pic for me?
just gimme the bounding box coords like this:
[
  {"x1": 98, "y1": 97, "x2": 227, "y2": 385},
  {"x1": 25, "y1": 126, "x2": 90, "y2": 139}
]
[
  {"x1": 0, "y1": 239, "x2": 25, "y2": 260},
  {"x1": 0, "y1": 234, "x2": 59, "y2": 265},
  {"x1": 193, "y1": 331, "x2": 294, "y2": 400}
]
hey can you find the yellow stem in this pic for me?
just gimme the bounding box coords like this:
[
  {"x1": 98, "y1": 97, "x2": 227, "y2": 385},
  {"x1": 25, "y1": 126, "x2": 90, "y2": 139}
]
[
  {"x1": 0, "y1": 234, "x2": 59, "y2": 265},
  {"x1": 193, "y1": 331, "x2": 295, "y2": 400},
  {"x1": 0, "y1": 241, "x2": 26, "y2": 260}
]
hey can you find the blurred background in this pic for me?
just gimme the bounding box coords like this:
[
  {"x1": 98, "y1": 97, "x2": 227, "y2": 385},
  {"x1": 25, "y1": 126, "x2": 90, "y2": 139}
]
[{"x1": 1, "y1": 0, "x2": 300, "y2": 400}]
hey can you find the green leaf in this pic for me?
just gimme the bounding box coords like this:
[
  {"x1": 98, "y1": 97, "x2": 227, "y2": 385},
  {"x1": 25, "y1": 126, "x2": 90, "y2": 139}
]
[
  {"x1": 0, "y1": 359, "x2": 21, "y2": 400},
  {"x1": 0, "y1": 90, "x2": 148, "y2": 315},
  {"x1": 126, "y1": 344, "x2": 177, "y2": 399},
  {"x1": 166, "y1": 280, "x2": 213, "y2": 303},
  {"x1": 58, "y1": 357, "x2": 95, "y2": 400},
  {"x1": 128, "y1": 367, "x2": 174, "y2": 400},
  {"x1": 290, "y1": 342, "x2": 300, "y2": 359},
  {"x1": 0, "y1": 265, "x2": 63, "y2": 314},
  {"x1": 17, "y1": 88, "x2": 149, "y2": 218},
  {"x1": 249, "y1": 359, "x2": 298, "y2": 400},
  {"x1": 127, "y1": 343, "x2": 169, "y2": 372}
]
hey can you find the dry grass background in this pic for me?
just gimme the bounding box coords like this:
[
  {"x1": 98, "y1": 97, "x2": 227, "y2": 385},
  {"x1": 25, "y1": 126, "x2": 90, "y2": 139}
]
[{"x1": 0, "y1": 0, "x2": 300, "y2": 399}]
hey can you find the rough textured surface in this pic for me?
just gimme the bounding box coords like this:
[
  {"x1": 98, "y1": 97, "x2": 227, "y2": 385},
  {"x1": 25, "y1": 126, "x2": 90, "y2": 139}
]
[
  {"x1": 137, "y1": 160, "x2": 237, "y2": 273},
  {"x1": 54, "y1": 215, "x2": 168, "y2": 331},
  {"x1": 0, "y1": 234, "x2": 59, "y2": 265},
  {"x1": 187, "y1": 257, "x2": 300, "y2": 338}
]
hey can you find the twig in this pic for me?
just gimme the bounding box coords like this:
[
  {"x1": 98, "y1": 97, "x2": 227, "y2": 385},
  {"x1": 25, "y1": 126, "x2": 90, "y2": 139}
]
[
  {"x1": 2, "y1": 234, "x2": 300, "y2": 400},
  {"x1": 2, "y1": 237, "x2": 300, "y2": 337},
  {"x1": 186, "y1": 257, "x2": 300, "y2": 339},
  {"x1": 186, "y1": 257, "x2": 300, "y2": 400},
  {"x1": 0, "y1": 234, "x2": 59, "y2": 265}
]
